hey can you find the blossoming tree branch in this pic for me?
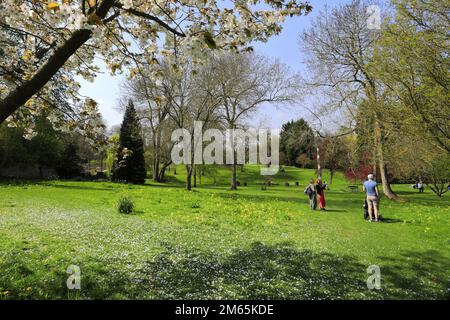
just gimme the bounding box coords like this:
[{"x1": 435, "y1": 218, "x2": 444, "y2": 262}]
[{"x1": 0, "y1": 0, "x2": 311, "y2": 138}]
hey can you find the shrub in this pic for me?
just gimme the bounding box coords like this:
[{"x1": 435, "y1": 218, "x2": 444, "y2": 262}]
[
  {"x1": 117, "y1": 196, "x2": 134, "y2": 214},
  {"x1": 191, "y1": 202, "x2": 201, "y2": 209},
  {"x1": 295, "y1": 181, "x2": 299, "y2": 186},
  {"x1": 284, "y1": 182, "x2": 290, "y2": 187},
  {"x1": 243, "y1": 182, "x2": 248, "y2": 186}
]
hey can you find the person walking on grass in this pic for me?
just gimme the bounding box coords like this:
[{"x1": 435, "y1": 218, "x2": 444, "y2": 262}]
[
  {"x1": 418, "y1": 181, "x2": 424, "y2": 193},
  {"x1": 316, "y1": 178, "x2": 326, "y2": 211},
  {"x1": 304, "y1": 179, "x2": 317, "y2": 210},
  {"x1": 363, "y1": 174, "x2": 380, "y2": 222}
]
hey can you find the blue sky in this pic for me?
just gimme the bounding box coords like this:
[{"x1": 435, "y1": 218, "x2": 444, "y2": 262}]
[{"x1": 78, "y1": 0, "x2": 351, "y2": 129}]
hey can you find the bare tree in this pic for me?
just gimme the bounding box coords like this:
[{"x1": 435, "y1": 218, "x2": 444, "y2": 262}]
[
  {"x1": 299, "y1": 0, "x2": 398, "y2": 199},
  {"x1": 211, "y1": 52, "x2": 300, "y2": 190},
  {"x1": 162, "y1": 60, "x2": 222, "y2": 191}
]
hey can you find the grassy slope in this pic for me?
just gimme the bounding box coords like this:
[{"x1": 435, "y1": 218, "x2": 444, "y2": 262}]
[{"x1": 0, "y1": 166, "x2": 449, "y2": 300}]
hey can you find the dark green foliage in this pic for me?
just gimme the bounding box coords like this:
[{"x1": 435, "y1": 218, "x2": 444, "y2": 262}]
[
  {"x1": 0, "y1": 117, "x2": 63, "y2": 169},
  {"x1": 117, "y1": 196, "x2": 134, "y2": 214},
  {"x1": 280, "y1": 119, "x2": 315, "y2": 167},
  {"x1": 0, "y1": 117, "x2": 104, "y2": 179},
  {"x1": 112, "y1": 100, "x2": 146, "y2": 184},
  {"x1": 57, "y1": 143, "x2": 84, "y2": 179}
]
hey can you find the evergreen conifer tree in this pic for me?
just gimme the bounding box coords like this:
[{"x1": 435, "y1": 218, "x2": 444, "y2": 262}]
[{"x1": 112, "y1": 100, "x2": 146, "y2": 184}]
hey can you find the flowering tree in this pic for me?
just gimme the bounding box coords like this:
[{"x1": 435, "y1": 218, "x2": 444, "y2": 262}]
[{"x1": 0, "y1": 0, "x2": 312, "y2": 136}]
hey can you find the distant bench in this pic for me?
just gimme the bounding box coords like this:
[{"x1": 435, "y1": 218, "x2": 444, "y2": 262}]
[{"x1": 347, "y1": 185, "x2": 360, "y2": 192}]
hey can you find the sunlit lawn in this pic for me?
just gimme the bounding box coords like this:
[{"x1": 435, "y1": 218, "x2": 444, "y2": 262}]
[{"x1": 0, "y1": 166, "x2": 449, "y2": 299}]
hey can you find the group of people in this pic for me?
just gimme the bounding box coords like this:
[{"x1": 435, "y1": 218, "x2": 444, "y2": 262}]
[
  {"x1": 303, "y1": 174, "x2": 381, "y2": 223},
  {"x1": 304, "y1": 178, "x2": 327, "y2": 211}
]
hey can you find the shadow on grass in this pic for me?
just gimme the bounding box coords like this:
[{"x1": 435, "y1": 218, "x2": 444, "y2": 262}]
[
  {"x1": 36, "y1": 182, "x2": 117, "y2": 192},
  {"x1": 136, "y1": 243, "x2": 449, "y2": 300},
  {"x1": 380, "y1": 218, "x2": 405, "y2": 224},
  {"x1": 137, "y1": 242, "x2": 372, "y2": 300},
  {"x1": 377, "y1": 250, "x2": 450, "y2": 299},
  {"x1": 0, "y1": 242, "x2": 448, "y2": 299},
  {"x1": 38, "y1": 180, "x2": 187, "y2": 191}
]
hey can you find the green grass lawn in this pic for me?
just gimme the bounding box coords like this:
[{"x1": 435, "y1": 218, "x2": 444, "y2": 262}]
[{"x1": 0, "y1": 166, "x2": 449, "y2": 300}]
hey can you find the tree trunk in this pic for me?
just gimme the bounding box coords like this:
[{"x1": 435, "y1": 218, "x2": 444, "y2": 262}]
[
  {"x1": 375, "y1": 119, "x2": 398, "y2": 199},
  {"x1": 152, "y1": 127, "x2": 161, "y2": 182},
  {"x1": 316, "y1": 146, "x2": 322, "y2": 179},
  {"x1": 231, "y1": 162, "x2": 237, "y2": 190},
  {"x1": 186, "y1": 165, "x2": 192, "y2": 191},
  {"x1": 0, "y1": 0, "x2": 116, "y2": 124},
  {"x1": 329, "y1": 169, "x2": 334, "y2": 184},
  {"x1": 153, "y1": 158, "x2": 160, "y2": 182},
  {"x1": 158, "y1": 165, "x2": 168, "y2": 182},
  {"x1": 230, "y1": 123, "x2": 238, "y2": 190},
  {"x1": 373, "y1": 129, "x2": 378, "y2": 181},
  {"x1": 231, "y1": 148, "x2": 238, "y2": 190},
  {"x1": 193, "y1": 165, "x2": 197, "y2": 188},
  {"x1": 379, "y1": 154, "x2": 397, "y2": 199}
]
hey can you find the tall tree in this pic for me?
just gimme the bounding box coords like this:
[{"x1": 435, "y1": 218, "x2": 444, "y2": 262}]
[
  {"x1": 160, "y1": 57, "x2": 221, "y2": 191},
  {"x1": 374, "y1": 0, "x2": 449, "y2": 153},
  {"x1": 212, "y1": 52, "x2": 299, "y2": 190},
  {"x1": 299, "y1": 0, "x2": 398, "y2": 199},
  {"x1": 57, "y1": 142, "x2": 84, "y2": 179},
  {"x1": 280, "y1": 119, "x2": 315, "y2": 167},
  {"x1": 112, "y1": 100, "x2": 146, "y2": 184}
]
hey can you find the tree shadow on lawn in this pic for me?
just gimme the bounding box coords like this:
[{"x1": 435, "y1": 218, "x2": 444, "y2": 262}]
[
  {"x1": 42, "y1": 184, "x2": 118, "y2": 192},
  {"x1": 135, "y1": 243, "x2": 449, "y2": 300},
  {"x1": 1, "y1": 242, "x2": 448, "y2": 299},
  {"x1": 37, "y1": 181, "x2": 187, "y2": 191},
  {"x1": 137, "y1": 242, "x2": 374, "y2": 300},
  {"x1": 376, "y1": 249, "x2": 450, "y2": 299}
]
